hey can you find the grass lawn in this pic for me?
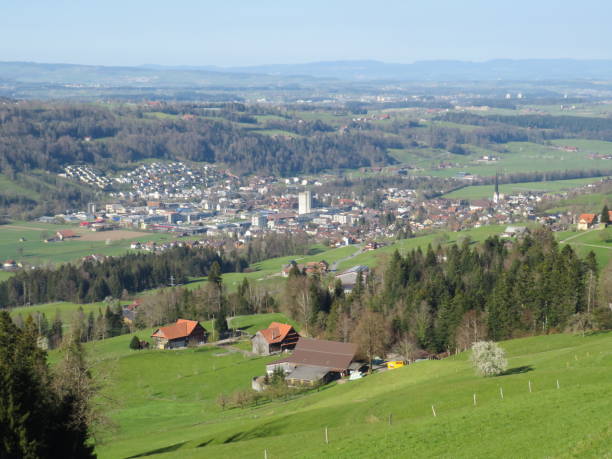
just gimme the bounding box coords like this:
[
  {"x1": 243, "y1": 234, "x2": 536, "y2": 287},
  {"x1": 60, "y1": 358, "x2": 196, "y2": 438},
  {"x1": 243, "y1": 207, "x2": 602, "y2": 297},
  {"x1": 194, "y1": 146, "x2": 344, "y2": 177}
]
[
  {"x1": 442, "y1": 177, "x2": 605, "y2": 200},
  {"x1": 0, "y1": 271, "x2": 14, "y2": 281},
  {"x1": 81, "y1": 329, "x2": 612, "y2": 458}
]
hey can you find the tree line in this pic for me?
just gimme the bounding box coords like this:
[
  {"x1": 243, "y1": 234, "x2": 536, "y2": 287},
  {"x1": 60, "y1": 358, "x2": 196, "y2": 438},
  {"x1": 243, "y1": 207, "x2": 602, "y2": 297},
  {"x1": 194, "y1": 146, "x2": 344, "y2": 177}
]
[
  {"x1": 0, "y1": 246, "x2": 228, "y2": 307},
  {"x1": 0, "y1": 102, "x2": 396, "y2": 178}
]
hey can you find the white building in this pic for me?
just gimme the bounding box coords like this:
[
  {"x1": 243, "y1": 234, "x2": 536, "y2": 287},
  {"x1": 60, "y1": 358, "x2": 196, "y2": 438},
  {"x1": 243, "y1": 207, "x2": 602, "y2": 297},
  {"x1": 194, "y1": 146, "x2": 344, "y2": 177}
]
[
  {"x1": 252, "y1": 214, "x2": 267, "y2": 228},
  {"x1": 298, "y1": 191, "x2": 312, "y2": 215}
]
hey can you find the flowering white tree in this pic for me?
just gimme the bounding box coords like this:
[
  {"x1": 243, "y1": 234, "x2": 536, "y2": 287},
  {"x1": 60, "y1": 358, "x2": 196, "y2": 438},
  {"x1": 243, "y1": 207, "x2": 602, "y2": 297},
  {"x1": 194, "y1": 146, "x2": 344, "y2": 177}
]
[{"x1": 470, "y1": 341, "x2": 507, "y2": 377}]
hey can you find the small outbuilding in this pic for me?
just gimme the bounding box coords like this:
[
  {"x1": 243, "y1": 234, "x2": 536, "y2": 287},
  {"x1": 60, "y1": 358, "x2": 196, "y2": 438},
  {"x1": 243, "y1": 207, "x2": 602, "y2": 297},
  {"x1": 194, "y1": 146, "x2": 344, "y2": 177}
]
[{"x1": 251, "y1": 322, "x2": 300, "y2": 355}]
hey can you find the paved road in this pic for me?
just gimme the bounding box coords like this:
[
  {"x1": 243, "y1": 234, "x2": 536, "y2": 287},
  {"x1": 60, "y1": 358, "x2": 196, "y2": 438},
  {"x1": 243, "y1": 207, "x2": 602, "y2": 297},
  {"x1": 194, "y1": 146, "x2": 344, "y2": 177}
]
[{"x1": 330, "y1": 245, "x2": 363, "y2": 272}]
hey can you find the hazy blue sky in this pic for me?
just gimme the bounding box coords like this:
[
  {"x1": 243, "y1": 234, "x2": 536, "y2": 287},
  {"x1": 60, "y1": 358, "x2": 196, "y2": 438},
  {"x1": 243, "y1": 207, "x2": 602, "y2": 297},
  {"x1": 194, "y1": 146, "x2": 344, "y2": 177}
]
[{"x1": 2, "y1": 0, "x2": 611, "y2": 66}]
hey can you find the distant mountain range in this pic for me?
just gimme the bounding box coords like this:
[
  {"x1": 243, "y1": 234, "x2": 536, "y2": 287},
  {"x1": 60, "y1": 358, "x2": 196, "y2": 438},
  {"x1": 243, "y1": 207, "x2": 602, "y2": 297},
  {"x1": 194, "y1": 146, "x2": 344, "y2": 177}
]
[
  {"x1": 2, "y1": 59, "x2": 612, "y2": 87},
  {"x1": 142, "y1": 59, "x2": 612, "y2": 81}
]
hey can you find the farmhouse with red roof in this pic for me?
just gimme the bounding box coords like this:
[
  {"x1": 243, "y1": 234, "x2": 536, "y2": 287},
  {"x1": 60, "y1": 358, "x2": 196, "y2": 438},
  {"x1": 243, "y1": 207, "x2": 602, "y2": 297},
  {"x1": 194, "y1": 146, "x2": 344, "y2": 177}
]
[
  {"x1": 151, "y1": 319, "x2": 207, "y2": 349},
  {"x1": 577, "y1": 213, "x2": 596, "y2": 231},
  {"x1": 251, "y1": 322, "x2": 300, "y2": 355}
]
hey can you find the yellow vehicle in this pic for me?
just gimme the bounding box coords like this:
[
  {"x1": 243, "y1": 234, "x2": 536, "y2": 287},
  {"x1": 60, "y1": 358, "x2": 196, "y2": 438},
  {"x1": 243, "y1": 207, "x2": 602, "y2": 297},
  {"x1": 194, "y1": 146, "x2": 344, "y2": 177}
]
[{"x1": 386, "y1": 360, "x2": 405, "y2": 370}]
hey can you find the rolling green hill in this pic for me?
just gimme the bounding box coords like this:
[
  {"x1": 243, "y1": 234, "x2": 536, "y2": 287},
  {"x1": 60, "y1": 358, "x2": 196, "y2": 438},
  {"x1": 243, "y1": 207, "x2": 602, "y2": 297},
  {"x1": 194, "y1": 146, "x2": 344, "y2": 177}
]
[{"x1": 82, "y1": 329, "x2": 612, "y2": 458}]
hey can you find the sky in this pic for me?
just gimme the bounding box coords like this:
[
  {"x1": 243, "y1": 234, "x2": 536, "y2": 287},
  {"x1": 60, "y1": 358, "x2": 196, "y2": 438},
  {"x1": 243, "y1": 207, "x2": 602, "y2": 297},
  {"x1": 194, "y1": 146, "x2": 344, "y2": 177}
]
[{"x1": 2, "y1": 0, "x2": 612, "y2": 67}]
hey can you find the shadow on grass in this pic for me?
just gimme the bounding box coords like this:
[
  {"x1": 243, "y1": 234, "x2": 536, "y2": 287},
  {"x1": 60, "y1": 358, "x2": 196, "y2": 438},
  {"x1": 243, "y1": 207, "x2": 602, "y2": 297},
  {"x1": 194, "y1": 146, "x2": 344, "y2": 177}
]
[
  {"x1": 501, "y1": 365, "x2": 534, "y2": 376},
  {"x1": 126, "y1": 441, "x2": 188, "y2": 457}
]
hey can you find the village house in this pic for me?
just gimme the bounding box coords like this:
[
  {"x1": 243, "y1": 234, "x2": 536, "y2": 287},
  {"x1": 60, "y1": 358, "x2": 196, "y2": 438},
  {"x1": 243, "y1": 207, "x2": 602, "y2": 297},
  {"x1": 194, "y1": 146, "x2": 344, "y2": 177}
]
[
  {"x1": 577, "y1": 213, "x2": 596, "y2": 231},
  {"x1": 281, "y1": 260, "x2": 328, "y2": 277},
  {"x1": 251, "y1": 322, "x2": 300, "y2": 355},
  {"x1": 265, "y1": 338, "x2": 359, "y2": 386},
  {"x1": 151, "y1": 319, "x2": 208, "y2": 349}
]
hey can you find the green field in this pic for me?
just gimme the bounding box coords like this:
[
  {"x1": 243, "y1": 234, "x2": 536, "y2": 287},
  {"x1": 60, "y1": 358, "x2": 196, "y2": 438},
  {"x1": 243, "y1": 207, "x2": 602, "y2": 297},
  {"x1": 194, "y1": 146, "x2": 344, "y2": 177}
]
[
  {"x1": 0, "y1": 221, "x2": 177, "y2": 265},
  {"x1": 544, "y1": 189, "x2": 612, "y2": 214},
  {"x1": 81, "y1": 328, "x2": 612, "y2": 458},
  {"x1": 184, "y1": 244, "x2": 361, "y2": 294},
  {"x1": 393, "y1": 140, "x2": 612, "y2": 179},
  {"x1": 8, "y1": 300, "x2": 111, "y2": 325},
  {"x1": 336, "y1": 225, "x2": 505, "y2": 271},
  {"x1": 442, "y1": 177, "x2": 605, "y2": 200},
  {"x1": 557, "y1": 227, "x2": 612, "y2": 267}
]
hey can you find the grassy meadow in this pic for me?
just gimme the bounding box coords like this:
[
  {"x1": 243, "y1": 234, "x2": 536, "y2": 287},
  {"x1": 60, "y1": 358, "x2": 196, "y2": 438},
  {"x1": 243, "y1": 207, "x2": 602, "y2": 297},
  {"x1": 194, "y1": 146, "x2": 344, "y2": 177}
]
[
  {"x1": 0, "y1": 221, "x2": 176, "y2": 265},
  {"x1": 557, "y1": 227, "x2": 612, "y2": 267},
  {"x1": 78, "y1": 328, "x2": 612, "y2": 458}
]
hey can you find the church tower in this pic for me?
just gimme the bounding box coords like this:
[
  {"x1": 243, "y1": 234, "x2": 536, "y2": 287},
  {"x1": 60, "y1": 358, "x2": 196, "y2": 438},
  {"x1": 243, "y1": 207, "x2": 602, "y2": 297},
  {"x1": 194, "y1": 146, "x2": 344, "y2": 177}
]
[{"x1": 493, "y1": 173, "x2": 500, "y2": 204}]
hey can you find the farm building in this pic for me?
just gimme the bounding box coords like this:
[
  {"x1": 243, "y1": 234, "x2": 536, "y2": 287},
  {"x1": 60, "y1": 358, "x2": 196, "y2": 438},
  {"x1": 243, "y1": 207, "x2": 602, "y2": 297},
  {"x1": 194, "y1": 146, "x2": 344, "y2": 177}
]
[
  {"x1": 251, "y1": 322, "x2": 300, "y2": 355},
  {"x1": 334, "y1": 265, "x2": 369, "y2": 294},
  {"x1": 501, "y1": 226, "x2": 529, "y2": 238},
  {"x1": 266, "y1": 338, "x2": 358, "y2": 386},
  {"x1": 151, "y1": 319, "x2": 207, "y2": 349},
  {"x1": 577, "y1": 213, "x2": 597, "y2": 231},
  {"x1": 56, "y1": 229, "x2": 78, "y2": 240}
]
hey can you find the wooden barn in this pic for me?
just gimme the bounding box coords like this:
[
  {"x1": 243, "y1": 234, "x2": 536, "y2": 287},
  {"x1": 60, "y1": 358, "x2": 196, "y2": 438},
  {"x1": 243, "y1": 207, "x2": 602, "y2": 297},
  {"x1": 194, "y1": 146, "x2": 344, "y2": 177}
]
[
  {"x1": 266, "y1": 337, "x2": 358, "y2": 386},
  {"x1": 151, "y1": 319, "x2": 207, "y2": 349},
  {"x1": 251, "y1": 322, "x2": 300, "y2": 355}
]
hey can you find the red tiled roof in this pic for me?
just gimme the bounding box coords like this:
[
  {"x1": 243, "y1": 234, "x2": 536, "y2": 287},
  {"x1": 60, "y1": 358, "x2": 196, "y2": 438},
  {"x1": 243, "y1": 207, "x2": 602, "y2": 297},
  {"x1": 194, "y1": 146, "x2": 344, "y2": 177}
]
[
  {"x1": 151, "y1": 319, "x2": 201, "y2": 340},
  {"x1": 259, "y1": 322, "x2": 296, "y2": 344},
  {"x1": 579, "y1": 213, "x2": 596, "y2": 224},
  {"x1": 57, "y1": 229, "x2": 77, "y2": 237}
]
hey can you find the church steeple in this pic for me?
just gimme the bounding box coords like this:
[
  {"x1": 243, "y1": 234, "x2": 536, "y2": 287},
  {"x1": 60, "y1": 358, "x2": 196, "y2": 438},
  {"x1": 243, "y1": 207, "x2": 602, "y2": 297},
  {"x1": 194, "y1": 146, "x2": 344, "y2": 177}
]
[{"x1": 493, "y1": 173, "x2": 500, "y2": 204}]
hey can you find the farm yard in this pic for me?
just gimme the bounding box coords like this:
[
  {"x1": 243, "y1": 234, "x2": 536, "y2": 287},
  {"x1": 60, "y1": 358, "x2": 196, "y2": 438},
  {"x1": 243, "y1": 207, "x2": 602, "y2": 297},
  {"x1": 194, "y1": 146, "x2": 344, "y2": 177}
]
[{"x1": 71, "y1": 327, "x2": 612, "y2": 458}]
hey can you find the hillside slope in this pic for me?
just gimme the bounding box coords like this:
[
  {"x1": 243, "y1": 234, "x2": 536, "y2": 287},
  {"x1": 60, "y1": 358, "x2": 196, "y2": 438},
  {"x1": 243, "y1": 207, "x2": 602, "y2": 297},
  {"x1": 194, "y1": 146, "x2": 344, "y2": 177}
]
[{"x1": 92, "y1": 331, "x2": 612, "y2": 458}]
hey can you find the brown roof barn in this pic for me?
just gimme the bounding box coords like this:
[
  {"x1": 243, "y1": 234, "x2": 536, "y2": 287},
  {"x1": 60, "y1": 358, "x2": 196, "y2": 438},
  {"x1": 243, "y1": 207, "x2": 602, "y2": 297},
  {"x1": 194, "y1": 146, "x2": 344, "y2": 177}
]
[
  {"x1": 266, "y1": 337, "x2": 358, "y2": 386},
  {"x1": 251, "y1": 322, "x2": 300, "y2": 355},
  {"x1": 151, "y1": 319, "x2": 207, "y2": 349}
]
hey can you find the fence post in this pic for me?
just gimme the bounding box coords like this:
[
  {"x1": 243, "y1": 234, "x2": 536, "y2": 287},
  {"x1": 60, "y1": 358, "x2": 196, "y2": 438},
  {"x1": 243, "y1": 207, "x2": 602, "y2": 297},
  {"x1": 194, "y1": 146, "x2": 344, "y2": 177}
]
[
  {"x1": 528, "y1": 380, "x2": 532, "y2": 393},
  {"x1": 499, "y1": 387, "x2": 504, "y2": 400},
  {"x1": 431, "y1": 405, "x2": 437, "y2": 417},
  {"x1": 473, "y1": 393, "x2": 477, "y2": 406},
  {"x1": 325, "y1": 426, "x2": 329, "y2": 444}
]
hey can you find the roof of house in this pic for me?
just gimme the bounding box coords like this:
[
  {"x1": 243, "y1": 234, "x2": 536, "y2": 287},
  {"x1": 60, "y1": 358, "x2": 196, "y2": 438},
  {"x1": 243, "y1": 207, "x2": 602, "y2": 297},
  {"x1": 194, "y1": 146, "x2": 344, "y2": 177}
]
[
  {"x1": 285, "y1": 365, "x2": 331, "y2": 382},
  {"x1": 258, "y1": 322, "x2": 298, "y2": 344},
  {"x1": 151, "y1": 319, "x2": 203, "y2": 340},
  {"x1": 579, "y1": 213, "x2": 596, "y2": 223},
  {"x1": 57, "y1": 229, "x2": 77, "y2": 237},
  {"x1": 273, "y1": 337, "x2": 358, "y2": 371}
]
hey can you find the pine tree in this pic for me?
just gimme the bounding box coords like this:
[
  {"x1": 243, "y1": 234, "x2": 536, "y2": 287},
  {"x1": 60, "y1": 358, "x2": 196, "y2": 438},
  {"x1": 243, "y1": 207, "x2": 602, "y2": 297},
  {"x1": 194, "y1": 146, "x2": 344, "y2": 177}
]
[
  {"x1": 601, "y1": 205, "x2": 610, "y2": 224},
  {"x1": 214, "y1": 307, "x2": 229, "y2": 340},
  {"x1": 129, "y1": 335, "x2": 141, "y2": 350}
]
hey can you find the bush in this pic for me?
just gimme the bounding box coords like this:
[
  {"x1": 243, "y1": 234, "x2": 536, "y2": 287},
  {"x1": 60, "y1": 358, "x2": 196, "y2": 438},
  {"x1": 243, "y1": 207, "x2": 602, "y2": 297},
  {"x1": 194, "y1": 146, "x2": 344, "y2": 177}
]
[
  {"x1": 470, "y1": 341, "x2": 507, "y2": 377},
  {"x1": 129, "y1": 335, "x2": 141, "y2": 350}
]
